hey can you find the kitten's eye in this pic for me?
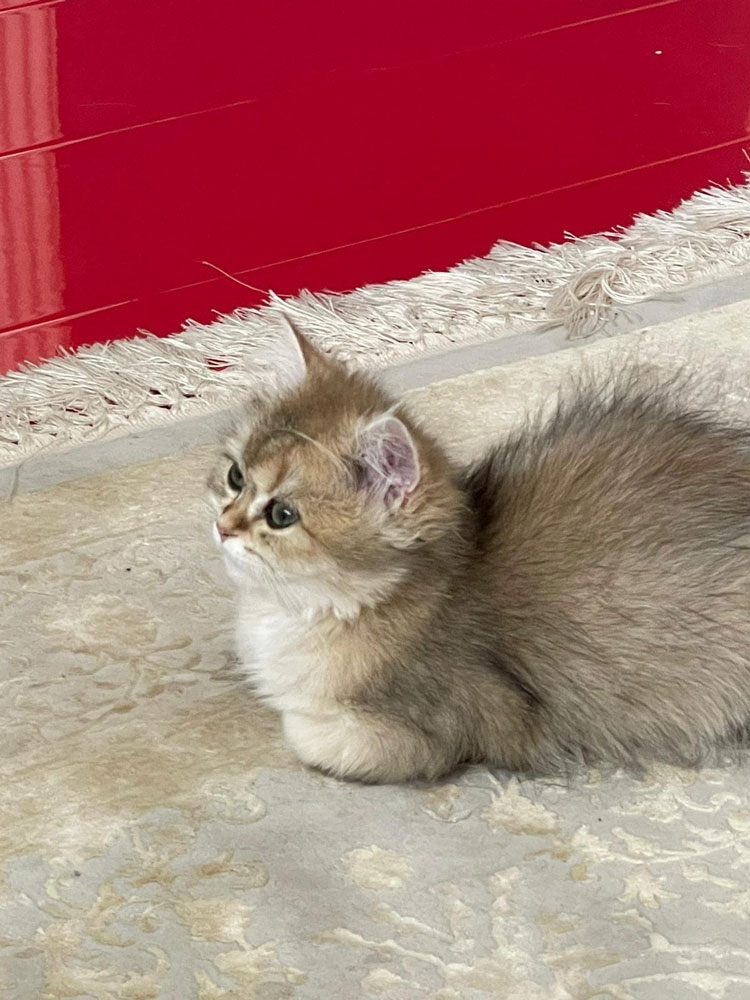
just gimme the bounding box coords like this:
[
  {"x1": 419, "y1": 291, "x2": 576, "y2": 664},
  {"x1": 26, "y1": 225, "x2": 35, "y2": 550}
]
[
  {"x1": 227, "y1": 462, "x2": 244, "y2": 492},
  {"x1": 265, "y1": 499, "x2": 299, "y2": 529}
]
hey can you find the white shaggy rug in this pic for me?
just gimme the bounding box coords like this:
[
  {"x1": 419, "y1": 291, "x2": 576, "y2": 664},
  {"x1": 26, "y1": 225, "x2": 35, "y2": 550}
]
[
  {"x1": 3, "y1": 301, "x2": 750, "y2": 1000},
  {"x1": 4, "y1": 178, "x2": 750, "y2": 470}
]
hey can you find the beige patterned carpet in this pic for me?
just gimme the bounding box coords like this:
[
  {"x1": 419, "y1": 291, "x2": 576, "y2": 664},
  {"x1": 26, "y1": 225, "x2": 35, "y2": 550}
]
[{"x1": 4, "y1": 302, "x2": 750, "y2": 1000}]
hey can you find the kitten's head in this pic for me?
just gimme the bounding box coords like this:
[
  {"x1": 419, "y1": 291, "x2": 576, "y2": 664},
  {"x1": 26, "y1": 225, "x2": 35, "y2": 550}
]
[{"x1": 208, "y1": 318, "x2": 460, "y2": 616}]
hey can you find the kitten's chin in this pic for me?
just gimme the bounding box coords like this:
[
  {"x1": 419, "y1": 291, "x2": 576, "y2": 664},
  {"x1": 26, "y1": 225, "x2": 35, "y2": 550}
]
[
  {"x1": 223, "y1": 557, "x2": 254, "y2": 588},
  {"x1": 213, "y1": 529, "x2": 264, "y2": 587}
]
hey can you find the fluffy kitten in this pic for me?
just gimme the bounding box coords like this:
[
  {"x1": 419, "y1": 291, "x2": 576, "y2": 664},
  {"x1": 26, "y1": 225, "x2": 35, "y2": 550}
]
[{"x1": 208, "y1": 320, "x2": 750, "y2": 783}]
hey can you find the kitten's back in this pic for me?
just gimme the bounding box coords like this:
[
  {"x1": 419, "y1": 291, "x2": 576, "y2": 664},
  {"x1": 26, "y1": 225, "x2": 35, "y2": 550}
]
[{"x1": 464, "y1": 379, "x2": 750, "y2": 765}]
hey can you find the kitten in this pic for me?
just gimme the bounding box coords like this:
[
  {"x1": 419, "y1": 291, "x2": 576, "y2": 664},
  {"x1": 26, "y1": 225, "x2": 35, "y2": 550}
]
[{"x1": 208, "y1": 319, "x2": 750, "y2": 783}]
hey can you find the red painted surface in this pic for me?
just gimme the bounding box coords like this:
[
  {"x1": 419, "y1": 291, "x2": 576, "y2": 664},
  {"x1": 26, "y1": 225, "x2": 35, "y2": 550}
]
[{"x1": 1, "y1": 0, "x2": 749, "y2": 372}]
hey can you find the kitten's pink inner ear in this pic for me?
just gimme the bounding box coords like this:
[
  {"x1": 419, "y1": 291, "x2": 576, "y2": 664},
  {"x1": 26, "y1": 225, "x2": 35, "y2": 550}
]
[{"x1": 359, "y1": 415, "x2": 420, "y2": 506}]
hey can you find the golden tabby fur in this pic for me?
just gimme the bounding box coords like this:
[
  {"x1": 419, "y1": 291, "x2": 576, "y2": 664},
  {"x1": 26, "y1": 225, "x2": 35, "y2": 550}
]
[{"x1": 208, "y1": 321, "x2": 750, "y2": 782}]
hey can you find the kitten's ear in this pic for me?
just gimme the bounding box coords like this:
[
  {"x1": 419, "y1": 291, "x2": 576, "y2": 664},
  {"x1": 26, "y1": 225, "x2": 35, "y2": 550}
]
[
  {"x1": 358, "y1": 415, "x2": 420, "y2": 507},
  {"x1": 252, "y1": 313, "x2": 325, "y2": 395},
  {"x1": 278, "y1": 313, "x2": 324, "y2": 370}
]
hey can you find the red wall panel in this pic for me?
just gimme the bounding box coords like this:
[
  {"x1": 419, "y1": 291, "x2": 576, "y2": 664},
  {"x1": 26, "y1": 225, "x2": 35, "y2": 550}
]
[{"x1": 1, "y1": 0, "x2": 749, "y2": 372}]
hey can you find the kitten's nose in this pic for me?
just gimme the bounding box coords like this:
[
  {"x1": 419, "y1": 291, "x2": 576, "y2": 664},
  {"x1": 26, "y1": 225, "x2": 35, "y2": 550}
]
[{"x1": 216, "y1": 521, "x2": 235, "y2": 542}]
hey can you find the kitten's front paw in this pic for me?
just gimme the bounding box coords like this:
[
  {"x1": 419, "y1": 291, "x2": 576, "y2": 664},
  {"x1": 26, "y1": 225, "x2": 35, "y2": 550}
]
[{"x1": 282, "y1": 709, "x2": 439, "y2": 784}]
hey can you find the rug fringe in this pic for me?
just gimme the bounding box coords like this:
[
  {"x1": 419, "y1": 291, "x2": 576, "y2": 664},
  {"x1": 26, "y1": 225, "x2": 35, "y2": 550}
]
[{"x1": 3, "y1": 177, "x2": 750, "y2": 464}]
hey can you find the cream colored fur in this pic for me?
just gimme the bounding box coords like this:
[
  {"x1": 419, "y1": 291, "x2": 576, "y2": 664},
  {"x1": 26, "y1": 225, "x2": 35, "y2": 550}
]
[{"x1": 209, "y1": 322, "x2": 750, "y2": 784}]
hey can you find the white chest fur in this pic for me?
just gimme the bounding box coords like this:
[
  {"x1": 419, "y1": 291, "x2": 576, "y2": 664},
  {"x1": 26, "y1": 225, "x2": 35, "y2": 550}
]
[
  {"x1": 235, "y1": 589, "x2": 331, "y2": 713},
  {"x1": 232, "y1": 581, "x2": 431, "y2": 783}
]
